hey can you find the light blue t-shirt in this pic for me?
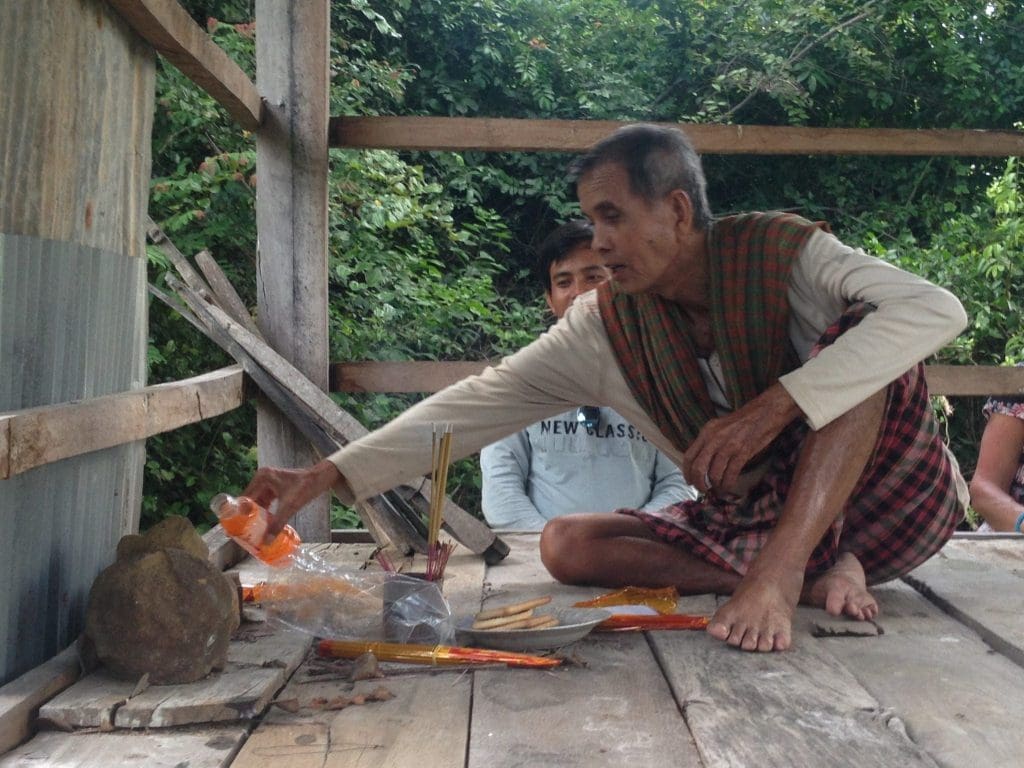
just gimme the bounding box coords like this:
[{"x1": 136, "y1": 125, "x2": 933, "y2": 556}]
[{"x1": 480, "y1": 407, "x2": 696, "y2": 531}]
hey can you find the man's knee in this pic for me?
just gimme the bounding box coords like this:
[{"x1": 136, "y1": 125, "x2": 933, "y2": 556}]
[{"x1": 539, "y1": 516, "x2": 588, "y2": 584}]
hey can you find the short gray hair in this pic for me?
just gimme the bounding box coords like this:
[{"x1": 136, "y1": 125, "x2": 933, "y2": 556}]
[{"x1": 569, "y1": 124, "x2": 713, "y2": 231}]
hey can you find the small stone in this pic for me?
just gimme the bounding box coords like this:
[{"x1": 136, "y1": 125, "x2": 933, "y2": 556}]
[
  {"x1": 350, "y1": 652, "x2": 380, "y2": 681},
  {"x1": 272, "y1": 698, "x2": 301, "y2": 713}
]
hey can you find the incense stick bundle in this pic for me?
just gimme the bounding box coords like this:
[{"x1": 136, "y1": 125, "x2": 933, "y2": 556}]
[
  {"x1": 426, "y1": 424, "x2": 455, "y2": 581},
  {"x1": 316, "y1": 639, "x2": 561, "y2": 668},
  {"x1": 429, "y1": 424, "x2": 453, "y2": 548}
]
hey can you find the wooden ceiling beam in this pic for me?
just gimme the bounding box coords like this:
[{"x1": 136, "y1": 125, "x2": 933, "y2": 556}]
[{"x1": 330, "y1": 116, "x2": 1024, "y2": 157}]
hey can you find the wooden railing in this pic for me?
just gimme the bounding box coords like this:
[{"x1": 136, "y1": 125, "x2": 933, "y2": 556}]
[
  {"x1": 0, "y1": 367, "x2": 244, "y2": 480},
  {"x1": 4, "y1": 361, "x2": 1024, "y2": 480},
  {"x1": 330, "y1": 361, "x2": 1024, "y2": 398}
]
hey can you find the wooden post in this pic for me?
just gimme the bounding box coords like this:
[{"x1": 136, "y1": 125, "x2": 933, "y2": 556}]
[{"x1": 254, "y1": 0, "x2": 331, "y2": 540}]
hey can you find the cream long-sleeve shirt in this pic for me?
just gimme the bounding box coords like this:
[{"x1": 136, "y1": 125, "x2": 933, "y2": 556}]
[{"x1": 329, "y1": 228, "x2": 968, "y2": 505}]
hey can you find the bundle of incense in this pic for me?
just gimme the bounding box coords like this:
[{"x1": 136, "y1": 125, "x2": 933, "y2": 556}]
[
  {"x1": 595, "y1": 613, "x2": 710, "y2": 632},
  {"x1": 317, "y1": 639, "x2": 561, "y2": 668},
  {"x1": 472, "y1": 596, "x2": 557, "y2": 630},
  {"x1": 426, "y1": 424, "x2": 455, "y2": 581}
]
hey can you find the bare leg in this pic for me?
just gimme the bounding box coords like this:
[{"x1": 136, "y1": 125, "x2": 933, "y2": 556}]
[
  {"x1": 707, "y1": 388, "x2": 886, "y2": 652},
  {"x1": 539, "y1": 514, "x2": 741, "y2": 595}
]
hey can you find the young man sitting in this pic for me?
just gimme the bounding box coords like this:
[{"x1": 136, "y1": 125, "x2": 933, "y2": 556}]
[{"x1": 480, "y1": 220, "x2": 695, "y2": 531}]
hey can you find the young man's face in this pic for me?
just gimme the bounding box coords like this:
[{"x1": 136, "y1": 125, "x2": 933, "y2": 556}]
[{"x1": 545, "y1": 242, "x2": 610, "y2": 319}]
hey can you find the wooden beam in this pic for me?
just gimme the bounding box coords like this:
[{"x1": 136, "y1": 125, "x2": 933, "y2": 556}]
[
  {"x1": 3, "y1": 359, "x2": 1017, "y2": 480},
  {"x1": 924, "y1": 364, "x2": 1024, "y2": 397},
  {"x1": 105, "y1": 0, "x2": 262, "y2": 130},
  {"x1": 330, "y1": 116, "x2": 1024, "y2": 157},
  {"x1": 330, "y1": 360, "x2": 1024, "y2": 397},
  {"x1": 255, "y1": 0, "x2": 331, "y2": 541},
  {"x1": 0, "y1": 366, "x2": 244, "y2": 479}
]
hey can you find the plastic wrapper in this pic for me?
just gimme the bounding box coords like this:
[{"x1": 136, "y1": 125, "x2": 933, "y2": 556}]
[
  {"x1": 243, "y1": 549, "x2": 455, "y2": 645},
  {"x1": 573, "y1": 585, "x2": 680, "y2": 615}
]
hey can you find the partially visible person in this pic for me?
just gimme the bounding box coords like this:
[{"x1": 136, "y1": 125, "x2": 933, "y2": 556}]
[
  {"x1": 480, "y1": 220, "x2": 695, "y2": 531},
  {"x1": 969, "y1": 363, "x2": 1024, "y2": 532}
]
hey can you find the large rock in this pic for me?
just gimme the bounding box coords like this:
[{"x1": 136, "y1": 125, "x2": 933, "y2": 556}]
[{"x1": 84, "y1": 521, "x2": 239, "y2": 685}]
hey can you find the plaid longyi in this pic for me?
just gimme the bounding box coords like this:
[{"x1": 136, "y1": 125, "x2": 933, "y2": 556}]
[{"x1": 622, "y1": 305, "x2": 961, "y2": 583}]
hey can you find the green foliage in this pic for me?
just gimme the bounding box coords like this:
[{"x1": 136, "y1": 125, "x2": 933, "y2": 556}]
[
  {"x1": 146, "y1": 0, "x2": 1024, "y2": 531},
  {"x1": 324, "y1": 146, "x2": 544, "y2": 519},
  {"x1": 854, "y1": 158, "x2": 1024, "y2": 476},
  {"x1": 328, "y1": 149, "x2": 542, "y2": 361},
  {"x1": 364, "y1": 0, "x2": 1024, "y2": 277}
]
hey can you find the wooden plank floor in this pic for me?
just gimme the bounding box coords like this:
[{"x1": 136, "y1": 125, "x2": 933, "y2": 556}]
[{"x1": 2, "y1": 534, "x2": 1022, "y2": 767}]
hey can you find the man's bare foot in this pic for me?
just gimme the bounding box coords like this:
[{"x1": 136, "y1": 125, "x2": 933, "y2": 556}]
[
  {"x1": 804, "y1": 552, "x2": 878, "y2": 621},
  {"x1": 706, "y1": 569, "x2": 804, "y2": 652}
]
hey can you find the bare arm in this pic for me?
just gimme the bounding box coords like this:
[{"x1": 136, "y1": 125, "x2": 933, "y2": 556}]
[{"x1": 969, "y1": 413, "x2": 1024, "y2": 532}]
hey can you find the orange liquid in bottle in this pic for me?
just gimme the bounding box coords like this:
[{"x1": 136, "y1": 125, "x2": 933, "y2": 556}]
[{"x1": 211, "y1": 493, "x2": 301, "y2": 566}]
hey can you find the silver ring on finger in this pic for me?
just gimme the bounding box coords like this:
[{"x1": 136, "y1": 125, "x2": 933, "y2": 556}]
[{"x1": 703, "y1": 470, "x2": 712, "y2": 489}]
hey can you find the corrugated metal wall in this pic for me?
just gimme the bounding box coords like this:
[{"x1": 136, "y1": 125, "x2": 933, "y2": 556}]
[
  {"x1": 0, "y1": 1, "x2": 154, "y2": 685},
  {"x1": 0, "y1": 236, "x2": 147, "y2": 682}
]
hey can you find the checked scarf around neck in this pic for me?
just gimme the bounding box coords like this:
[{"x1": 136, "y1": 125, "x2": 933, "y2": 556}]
[{"x1": 598, "y1": 212, "x2": 829, "y2": 453}]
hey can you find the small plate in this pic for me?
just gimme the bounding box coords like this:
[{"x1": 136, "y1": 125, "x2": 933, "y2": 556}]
[{"x1": 456, "y1": 607, "x2": 611, "y2": 651}]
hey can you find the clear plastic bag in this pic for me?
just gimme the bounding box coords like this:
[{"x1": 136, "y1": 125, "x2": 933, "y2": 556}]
[
  {"x1": 381, "y1": 573, "x2": 451, "y2": 644},
  {"x1": 246, "y1": 549, "x2": 455, "y2": 644}
]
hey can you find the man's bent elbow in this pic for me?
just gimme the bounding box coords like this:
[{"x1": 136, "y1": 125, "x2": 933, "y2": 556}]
[{"x1": 936, "y1": 289, "x2": 969, "y2": 340}]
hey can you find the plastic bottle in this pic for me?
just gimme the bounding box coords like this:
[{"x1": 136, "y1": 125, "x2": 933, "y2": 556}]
[{"x1": 210, "y1": 493, "x2": 301, "y2": 567}]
